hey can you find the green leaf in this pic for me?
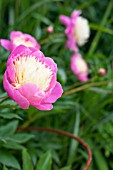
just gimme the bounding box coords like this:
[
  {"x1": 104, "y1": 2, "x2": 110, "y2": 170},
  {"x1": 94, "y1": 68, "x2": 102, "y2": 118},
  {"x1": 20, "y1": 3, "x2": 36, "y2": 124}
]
[
  {"x1": 22, "y1": 149, "x2": 34, "y2": 170},
  {"x1": 0, "y1": 112, "x2": 22, "y2": 120},
  {"x1": 59, "y1": 166, "x2": 71, "y2": 170},
  {"x1": 58, "y1": 68, "x2": 67, "y2": 85},
  {"x1": 88, "y1": 0, "x2": 113, "y2": 56},
  {"x1": 33, "y1": 13, "x2": 52, "y2": 25},
  {"x1": 3, "y1": 165, "x2": 8, "y2": 170},
  {"x1": 13, "y1": 133, "x2": 34, "y2": 143},
  {"x1": 0, "y1": 121, "x2": 18, "y2": 136},
  {"x1": 67, "y1": 110, "x2": 80, "y2": 164},
  {"x1": 3, "y1": 141, "x2": 25, "y2": 150},
  {"x1": 94, "y1": 149, "x2": 109, "y2": 170},
  {"x1": 0, "y1": 94, "x2": 8, "y2": 103},
  {"x1": 0, "y1": 133, "x2": 34, "y2": 146},
  {"x1": 0, "y1": 99, "x2": 18, "y2": 107},
  {"x1": 35, "y1": 150, "x2": 52, "y2": 170},
  {"x1": 0, "y1": 150, "x2": 20, "y2": 169}
]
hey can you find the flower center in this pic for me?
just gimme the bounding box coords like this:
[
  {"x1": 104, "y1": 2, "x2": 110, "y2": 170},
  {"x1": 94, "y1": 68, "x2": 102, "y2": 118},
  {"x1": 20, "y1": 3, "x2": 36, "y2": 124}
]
[
  {"x1": 13, "y1": 56, "x2": 53, "y2": 91},
  {"x1": 13, "y1": 36, "x2": 34, "y2": 47}
]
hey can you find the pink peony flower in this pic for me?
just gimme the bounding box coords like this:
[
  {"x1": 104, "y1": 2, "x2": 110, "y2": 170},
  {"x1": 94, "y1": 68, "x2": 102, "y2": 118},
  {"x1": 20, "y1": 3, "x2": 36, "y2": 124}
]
[
  {"x1": 0, "y1": 31, "x2": 40, "y2": 52},
  {"x1": 59, "y1": 10, "x2": 90, "y2": 52},
  {"x1": 98, "y1": 68, "x2": 106, "y2": 76},
  {"x1": 70, "y1": 53, "x2": 88, "y2": 82},
  {"x1": 3, "y1": 45, "x2": 63, "y2": 110},
  {"x1": 47, "y1": 26, "x2": 54, "y2": 33}
]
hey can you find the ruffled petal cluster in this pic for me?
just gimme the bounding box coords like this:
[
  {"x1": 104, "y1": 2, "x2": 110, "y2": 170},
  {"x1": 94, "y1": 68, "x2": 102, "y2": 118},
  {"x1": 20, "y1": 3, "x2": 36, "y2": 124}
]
[
  {"x1": 70, "y1": 53, "x2": 88, "y2": 82},
  {"x1": 59, "y1": 10, "x2": 90, "y2": 52},
  {"x1": 0, "y1": 31, "x2": 40, "y2": 52},
  {"x1": 3, "y1": 45, "x2": 63, "y2": 110}
]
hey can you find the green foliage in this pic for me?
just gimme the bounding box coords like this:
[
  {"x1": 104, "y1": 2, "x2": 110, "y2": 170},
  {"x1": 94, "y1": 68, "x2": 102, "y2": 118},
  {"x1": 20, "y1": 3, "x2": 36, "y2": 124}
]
[
  {"x1": 35, "y1": 150, "x2": 52, "y2": 170},
  {"x1": 3, "y1": 166, "x2": 8, "y2": 170},
  {"x1": 59, "y1": 166, "x2": 71, "y2": 170},
  {"x1": 0, "y1": 150, "x2": 20, "y2": 169},
  {"x1": 0, "y1": 113, "x2": 22, "y2": 120},
  {"x1": 0, "y1": 0, "x2": 113, "y2": 169},
  {"x1": 22, "y1": 149, "x2": 34, "y2": 170}
]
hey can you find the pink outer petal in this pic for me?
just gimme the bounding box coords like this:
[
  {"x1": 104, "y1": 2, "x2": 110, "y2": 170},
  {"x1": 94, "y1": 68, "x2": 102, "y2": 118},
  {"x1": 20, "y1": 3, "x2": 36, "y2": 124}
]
[
  {"x1": 10, "y1": 31, "x2": 41, "y2": 50},
  {"x1": 6, "y1": 45, "x2": 28, "y2": 66},
  {"x1": 46, "y1": 74, "x2": 56, "y2": 93},
  {"x1": 77, "y1": 74, "x2": 88, "y2": 82},
  {"x1": 3, "y1": 71, "x2": 30, "y2": 109},
  {"x1": 59, "y1": 15, "x2": 70, "y2": 26},
  {"x1": 7, "y1": 45, "x2": 39, "y2": 65},
  {"x1": 9, "y1": 45, "x2": 28, "y2": 59},
  {"x1": 61, "y1": 10, "x2": 81, "y2": 52},
  {"x1": 7, "y1": 64, "x2": 15, "y2": 82},
  {"x1": 42, "y1": 57, "x2": 57, "y2": 92},
  {"x1": 66, "y1": 38, "x2": 79, "y2": 52},
  {"x1": 71, "y1": 10, "x2": 81, "y2": 19},
  {"x1": 23, "y1": 33, "x2": 41, "y2": 50},
  {"x1": 34, "y1": 103, "x2": 53, "y2": 110},
  {"x1": 10, "y1": 31, "x2": 23, "y2": 40},
  {"x1": 32, "y1": 50, "x2": 45, "y2": 59},
  {"x1": 44, "y1": 57, "x2": 57, "y2": 73},
  {"x1": 9, "y1": 45, "x2": 42, "y2": 60},
  {"x1": 43, "y1": 82, "x2": 63, "y2": 103},
  {"x1": 0, "y1": 39, "x2": 14, "y2": 51},
  {"x1": 18, "y1": 83, "x2": 45, "y2": 106},
  {"x1": 70, "y1": 53, "x2": 82, "y2": 74}
]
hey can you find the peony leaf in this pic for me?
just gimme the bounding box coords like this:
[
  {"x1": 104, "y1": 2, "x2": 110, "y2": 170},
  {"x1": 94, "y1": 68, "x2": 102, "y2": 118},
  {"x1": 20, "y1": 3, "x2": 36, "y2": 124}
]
[
  {"x1": 0, "y1": 112, "x2": 22, "y2": 120},
  {"x1": 59, "y1": 166, "x2": 71, "y2": 170},
  {"x1": 0, "y1": 150, "x2": 20, "y2": 169},
  {"x1": 0, "y1": 121, "x2": 18, "y2": 136},
  {"x1": 22, "y1": 149, "x2": 34, "y2": 170},
  {"x1": 35, "y1": 150, "x2": 52, "y2": 170}
]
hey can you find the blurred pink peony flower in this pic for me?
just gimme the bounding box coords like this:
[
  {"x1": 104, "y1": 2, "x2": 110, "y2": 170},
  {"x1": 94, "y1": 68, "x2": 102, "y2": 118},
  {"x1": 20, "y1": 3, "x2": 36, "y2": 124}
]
[
  {"x1": 0, "y1": 31, "x2": 40, "y2": 52},
  {"x1": 98, "y1": 68, "x2": 106, "y2": 76},
  {"x1": 59, "y1": 10, "x2": 90, "y2": 52},
  {"x1": 3, "y1": 45, "x2": 63, "y2": 110},
  {"x1": 70, "y1": 53, "x2": 88, "y2": 82},
  {"x1": 47, "y1": 26, "x2": 54, "y2": 33}
]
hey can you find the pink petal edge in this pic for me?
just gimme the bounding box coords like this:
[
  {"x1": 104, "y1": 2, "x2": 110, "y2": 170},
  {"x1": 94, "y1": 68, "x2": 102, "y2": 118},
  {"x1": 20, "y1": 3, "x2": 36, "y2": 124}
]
[
  {"x1": 59, "y1": 15, "x2": 70, "y2": 26},
  {"x1": 34, "y1": 103, "x2": 53, "y2": 110},
  {"x1": 10, "y1": 31, "x2": 23, "y2": 40},
  {"x1": 44, "y1": 82, "x2": 63, "y2": 103},
  {"x1": 3, "y1": 71, "x2": 30, "y2": 109},
  {"x1": 0, "y1": 39, "x2": 14, "y2": 51}
]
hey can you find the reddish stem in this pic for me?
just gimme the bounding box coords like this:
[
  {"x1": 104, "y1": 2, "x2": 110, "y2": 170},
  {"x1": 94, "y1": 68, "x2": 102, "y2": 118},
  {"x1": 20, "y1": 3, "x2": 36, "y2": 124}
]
[{"x1": 17, "y1": 127, "x2": 92, "y2": 170}]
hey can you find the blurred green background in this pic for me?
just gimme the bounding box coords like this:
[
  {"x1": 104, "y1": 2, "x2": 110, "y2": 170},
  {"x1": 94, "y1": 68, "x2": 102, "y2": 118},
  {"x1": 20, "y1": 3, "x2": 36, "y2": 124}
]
[{"x1": 0, "y1": 0, "x2": 113, "y2": 170}]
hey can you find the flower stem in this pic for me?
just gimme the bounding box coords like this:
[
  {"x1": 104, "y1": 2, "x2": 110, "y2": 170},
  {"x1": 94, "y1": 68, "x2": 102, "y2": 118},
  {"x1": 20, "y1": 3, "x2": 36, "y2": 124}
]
[
  {"x1": 17, "y1": 127, "x2": 92, "y2": 170},
  {"x1": 63, "y1": 80, "x2": 113, "y2": 96}
]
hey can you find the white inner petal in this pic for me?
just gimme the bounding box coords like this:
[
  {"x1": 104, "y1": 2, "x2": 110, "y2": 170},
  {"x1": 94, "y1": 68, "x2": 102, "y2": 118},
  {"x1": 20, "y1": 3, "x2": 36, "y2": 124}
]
[
  {"x1": 13, "y1": 36, "x2": 34, "y2": 47},
  {"x1": 74, "y1": 57, "x2": 87, "y2": 74},
  {"x1": 74, "y1": 16, "x2": 90, "y2": 46},
  {"x1": 13, "y1": 56, "x2": 53, "y2": 91}
]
